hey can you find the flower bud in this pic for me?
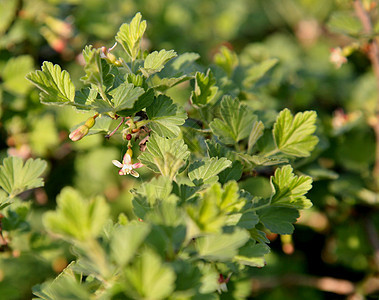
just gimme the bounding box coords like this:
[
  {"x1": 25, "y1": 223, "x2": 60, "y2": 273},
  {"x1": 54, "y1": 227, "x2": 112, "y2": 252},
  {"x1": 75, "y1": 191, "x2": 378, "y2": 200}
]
[
  {"x1": 127, "y1": 147, "x2": 133, "y2": 158},
  {"x1": 69, "y1": 125, "x2": 89, "y2": 141}
]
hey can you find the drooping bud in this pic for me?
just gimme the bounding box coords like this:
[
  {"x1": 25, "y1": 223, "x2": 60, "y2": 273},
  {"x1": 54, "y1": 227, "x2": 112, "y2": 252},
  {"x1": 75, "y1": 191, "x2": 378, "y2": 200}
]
[
  {"x1": 69, "y1": 125, "x2": 89, "y2": 141},
  {"x1": 127, "y1": 146, "x2": 133, "y2": 158}
]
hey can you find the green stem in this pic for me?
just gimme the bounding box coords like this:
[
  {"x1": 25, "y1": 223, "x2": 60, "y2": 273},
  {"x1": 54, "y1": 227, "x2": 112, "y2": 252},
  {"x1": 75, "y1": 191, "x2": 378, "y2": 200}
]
[{"x1": 121, "y1": 58, "x2": 133, "y2": 74}]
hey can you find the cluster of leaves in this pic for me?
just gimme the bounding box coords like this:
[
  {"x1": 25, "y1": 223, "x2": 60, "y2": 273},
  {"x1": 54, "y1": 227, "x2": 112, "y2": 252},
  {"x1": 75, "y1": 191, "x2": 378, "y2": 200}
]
[
  {"x1": 4, "y1": 0, "x2": 379, "y2": 299},
  {"x1": 20, "y1": 13, "x2": 319, "y2": 299}
]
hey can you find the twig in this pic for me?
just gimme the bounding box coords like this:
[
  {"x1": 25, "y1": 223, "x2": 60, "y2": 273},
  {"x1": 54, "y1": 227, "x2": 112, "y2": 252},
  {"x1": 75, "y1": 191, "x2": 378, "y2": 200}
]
[
  {"x1": 105, "y1": 117, "x2": 125, "y2": 139},
  {"x1": 251, "y1": 274, "x2": 355, "y2": 295},
  {"x1": 353, "y1": 0, "x2": 379, "y2": 181}
]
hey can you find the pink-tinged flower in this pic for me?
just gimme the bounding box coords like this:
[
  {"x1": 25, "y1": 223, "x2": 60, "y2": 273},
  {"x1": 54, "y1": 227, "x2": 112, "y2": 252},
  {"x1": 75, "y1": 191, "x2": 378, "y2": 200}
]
[
  {"x1": 112, "y1": 152, "x2": 143, "y2": 177},
  {"x1": 330, "y1": 47, "x2": 348, "y2": 69}
]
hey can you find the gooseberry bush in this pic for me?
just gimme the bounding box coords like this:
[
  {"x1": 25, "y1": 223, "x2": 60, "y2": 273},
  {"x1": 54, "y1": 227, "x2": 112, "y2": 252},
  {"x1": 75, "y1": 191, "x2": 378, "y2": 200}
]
[{"x1": 2, "y1": 13, "x2": 318, "y2": 299}]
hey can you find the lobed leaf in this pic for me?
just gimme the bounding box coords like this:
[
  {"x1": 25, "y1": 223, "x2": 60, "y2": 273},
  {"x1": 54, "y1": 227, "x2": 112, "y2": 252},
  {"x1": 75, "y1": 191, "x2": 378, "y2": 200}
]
[
  {"x1": 188, "y1": 157, "x2": 232, "y2": 186},
  {"x1": 0, "y1": 157, "x2": 47, "y2": 199},
  {"x1": 111, "y1": 223, "x2": 151, "y2": 267},
  {"x1": 141, "y1": 49, "x2": 177, "y2": 77},
  {"x1": 123, "y1": 248, "x2": 176, "y2": 299},
  {"x1": 26, "y1": 61, "x2": 75, "y2": 105},
  {"x1": 243, "y1": 58, "x2": 278, "y2": 87},
  {"x1": 257, "y1": 206, "x2": 299, "y2": 235},
  {"x1": 146, "y1": 95, "x2": 187, "y2": 138},
  {"x1": 43, "y1": 187, "x2": 110, "y2": 241},
  {"x1": 139, "y1": 134, "x2": 190, "y2": 177},
  {"x1": 190, "y1": 69, "x2": 218, "y2": 107},
  {"x1": 210, "y1": 96, "x2": 257, "y2": 144},
  {"x1": 108, "y1": 82, "x2": 145, "y2": 111},
  {"x1": 270, "y1": 165, "x2": 313, "y2": 209},
  {"x1": 196, "y1": 228, "x2": 250, "y2": 261},
  {"x1": 273, "y1": 108, "x2": 318, "y2": 157},
  {"x1": 116, "y1": 12, "x2": 146, "y2": 60},
  {"x1": 247, "y1": 121, "x2": 264, "y2": 154}
]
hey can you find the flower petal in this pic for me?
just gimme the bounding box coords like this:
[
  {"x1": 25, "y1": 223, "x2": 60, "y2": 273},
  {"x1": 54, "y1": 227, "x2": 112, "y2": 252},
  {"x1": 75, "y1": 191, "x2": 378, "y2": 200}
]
[
  {"x1": 112, "y1": 160, "x2": 123, "y2": 168},
  {"x1": 132, "y1": 162, "x2": 144, "y2": 169},
  {"x1": 130, "y1": 170, "x2": 140, "y2": 178},
  {"x1": 123, "y1": 153, "x2": 132, "y2": 165}
]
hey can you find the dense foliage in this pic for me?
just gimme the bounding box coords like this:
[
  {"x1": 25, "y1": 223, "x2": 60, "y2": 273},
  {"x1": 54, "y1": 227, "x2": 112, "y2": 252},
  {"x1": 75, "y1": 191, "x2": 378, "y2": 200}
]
[{"x1": 1, "y1": 0, "x2": 379, "y2": 299}]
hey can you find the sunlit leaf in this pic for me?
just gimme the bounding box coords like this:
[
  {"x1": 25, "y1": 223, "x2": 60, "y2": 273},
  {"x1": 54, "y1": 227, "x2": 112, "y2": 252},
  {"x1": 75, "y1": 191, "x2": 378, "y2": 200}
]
[
  {"x1": 123, "y1": 248, "x2": 176, "y2": 299},
  {"x1": 188, "y1": 157, "x2": 232, "y2": 186},
  {"x1": 26, "y1": 61, "x2": 75, "y2": 105},
  {"x1": 210, "y1": 96, "x2": 257, "y2": 144},
  {"x1": 116, "y1": 12, "x2": 147, "y2": 60},
  {"x1": 141, "y1": 49, "x2": 177, "y2": 77},
  {"x1": 111, "y1": 223, "x2": 151, "y2": 267},
  {"x1": 273, "y1": 108, "x2": 318, "y2": 157},
  {"x1": 43, "y1": 187, "x2": 110, "y2": 241},
  {"x1": 0, "y1": 157, "x2": 47, "y2": 198},
  {"x1": 108, "y1": 82, "x2": 145, "y2": 111},
  {"x1": 139, "y1": 134, "x2": 190, "y2": 176},
  {"x1": 270, "y1": 165, "x2": 313, "y2": 209},
  {"x1": 146, "y1": 95, "x2": 187, "y2": 138},
  {"x1": 190, "y1": 69, "x2": 218, "y2": 107},
  {"x1": 196, "y1": 229, "x2": 250, "y2": 261}
]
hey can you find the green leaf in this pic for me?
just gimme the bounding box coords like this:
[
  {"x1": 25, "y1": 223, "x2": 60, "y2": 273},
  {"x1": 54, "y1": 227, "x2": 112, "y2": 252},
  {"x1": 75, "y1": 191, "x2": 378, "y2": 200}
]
[
  {"x1": 257, "y1": 206, "x2": 299, "y2": 235},
  {"x1": 111, "y1": 223, "x2": 151, "y2": 267},
  {"x1": 243, "y1": 58, "x2": 278, "y2": 87},
  {"x1": 116, "y1": 12, "x2": 147, "y2": 60},
  {"x1": 81, "y1": 46, "x2": 113, "y2": 91},
  {"x1": 214, "y1": 46, "x2": 238, "y2": 76},
  {"x1": 234, "y1": 240, "x2": 270, "y2": 267},
  {"x1": 74, "y1": 88, "x2": 98, "y2": 111},
  {"x1": 270, "y1": 165, "x2": 313, "y2": 209},
  {"x1": 146, "y1": 95, "x2": 187, "y2": 138},
  {"x1": 0, "y1": 157, "x2": 47, "y2": 198},
  {"x1": 26, "y1": 61, "x2": 75, "y2": 105},
  {"x1": 218, "y1": 160, "x2": 243, "y2": 185},
  {"x1": 248, "y1": 121, "x2": 264, "y2": 154},
  {"x1": 2, "y1": 55, "x2": 33, "y2": 95},
  {"x1": 186, "y1": 183, "x2": 226, "y2": 234},
  {"x1": 327, "y1": 11, "x2": 362, "y2": 36},
  {"x1": 0, "y1": 0, "x2": 18, "y2": 35},
  {"x1": 190, "y1": 69, "x2": 218, "y2": 107},
  {"x1": 273, "y1": 108, "x2": 318, "y2": 157},
  {"x1": 210, "y1": 96, "x2": 257, "y2": 144},
  {"x1": 196, "y1": 228, "x2": 250, "y2": 261},
  {"x1": 123, "y1": 248, "x2": 176, "y2": 299},
  {"x1": 33, "y1": 262, "x2": 91, "y2": 300},
  {"x1": 133, "y1": 176, "x2": 177, "y2": 209},
  {"x1": 188, "y1": 157, "x2": 232, "y2": 186},
  {"x1": 149, "y1": 52, "x2": 200, "y2": 91},
  {"x1": 141, "y1": 49, "x2": 177, "y2": 77},
  {"x1": 237, "y1": 153, "x2": 288, "y2": 168},
  {"x1": 117, "y1": 88, "x2": 154, "y2": 116},
  {"x1": 108, "y1": 82, "x2": 145, "y2": 111},
  {"x1": 139, "y1": 134, "x2": 190, "y2": 177},
  {"x1": 43, "y1": 187, "x2": 110, "y2": 241}
]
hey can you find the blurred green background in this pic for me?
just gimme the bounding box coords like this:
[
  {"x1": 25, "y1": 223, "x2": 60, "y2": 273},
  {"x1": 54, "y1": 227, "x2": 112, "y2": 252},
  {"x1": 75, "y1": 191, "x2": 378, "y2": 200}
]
[{"x1": 1, "y1": 0, "x2": 379, "y2": 299}]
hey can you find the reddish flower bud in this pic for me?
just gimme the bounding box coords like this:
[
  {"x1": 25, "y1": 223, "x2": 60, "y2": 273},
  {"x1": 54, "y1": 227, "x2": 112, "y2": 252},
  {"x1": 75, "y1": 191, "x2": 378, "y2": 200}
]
[
  {"x1": 69, "y1": 125, "x2": 89, "y2": 141},
  {"x1": 126, "y1": 134, "x2": 132, "y2": 140}
]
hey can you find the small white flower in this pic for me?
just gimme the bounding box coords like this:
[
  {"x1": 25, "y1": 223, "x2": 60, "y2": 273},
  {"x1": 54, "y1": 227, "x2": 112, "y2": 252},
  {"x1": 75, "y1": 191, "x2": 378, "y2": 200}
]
[{"x1": 112, "y1": 152, "x2": 143, "y2": 177}]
